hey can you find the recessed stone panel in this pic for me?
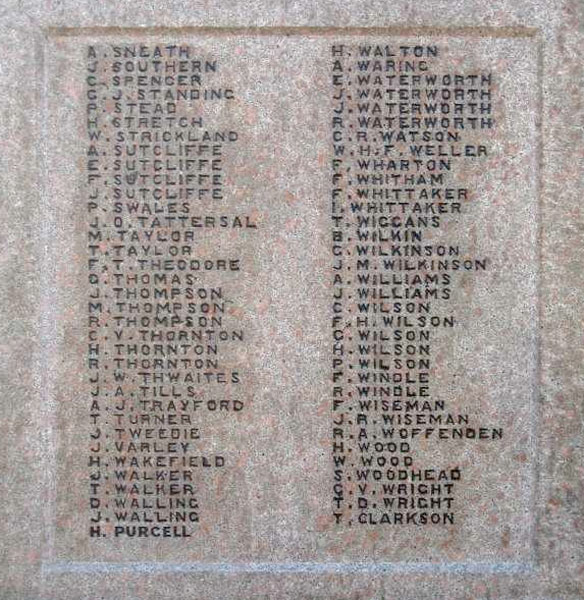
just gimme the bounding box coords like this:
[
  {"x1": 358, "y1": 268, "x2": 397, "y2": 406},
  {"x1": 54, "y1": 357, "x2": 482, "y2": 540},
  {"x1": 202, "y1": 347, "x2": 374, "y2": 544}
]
[{"x1": 45, "y1": 30, "x2": 539, "y2": 565}]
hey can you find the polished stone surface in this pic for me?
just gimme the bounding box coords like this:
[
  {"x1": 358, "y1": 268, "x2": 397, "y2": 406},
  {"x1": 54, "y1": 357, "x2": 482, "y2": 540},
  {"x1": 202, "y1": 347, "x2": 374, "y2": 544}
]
[{"x1": 1, "y1": 1, "x2": 583, "y2": 599}]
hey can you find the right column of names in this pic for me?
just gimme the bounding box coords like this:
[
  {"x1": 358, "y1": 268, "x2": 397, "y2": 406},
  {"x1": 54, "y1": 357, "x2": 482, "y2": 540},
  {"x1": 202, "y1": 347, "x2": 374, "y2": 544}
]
[{"x1": 330, "y1": 42, "x2": 505, "y2": 528}]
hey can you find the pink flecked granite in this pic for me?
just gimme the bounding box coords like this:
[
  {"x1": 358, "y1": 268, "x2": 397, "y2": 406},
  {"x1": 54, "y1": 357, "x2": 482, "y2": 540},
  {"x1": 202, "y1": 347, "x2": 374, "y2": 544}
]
[{"x1": 0, "y1": 1, "x2": 583, "y2": 599}]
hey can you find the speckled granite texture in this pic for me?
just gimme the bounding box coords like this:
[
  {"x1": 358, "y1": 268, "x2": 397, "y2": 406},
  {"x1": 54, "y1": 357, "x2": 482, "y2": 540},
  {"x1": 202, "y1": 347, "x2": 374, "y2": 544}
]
[{"x1": 1, "y1": 1, "x2": 583, "y2": 599}]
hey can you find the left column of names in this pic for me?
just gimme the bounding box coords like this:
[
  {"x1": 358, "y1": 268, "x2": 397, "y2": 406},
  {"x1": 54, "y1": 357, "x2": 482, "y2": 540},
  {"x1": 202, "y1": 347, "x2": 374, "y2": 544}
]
[{"x1": 84, "y1": 43, "x2": 256, "y2": 541}]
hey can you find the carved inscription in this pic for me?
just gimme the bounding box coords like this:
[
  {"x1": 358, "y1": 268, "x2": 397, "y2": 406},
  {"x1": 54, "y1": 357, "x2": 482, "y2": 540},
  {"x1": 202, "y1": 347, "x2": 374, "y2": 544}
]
[
  {"x1": 61, "y1": 34, "x2": 537, "y2": 558},
  {"x1": 85, "y1": 44, "x2": 256, "y2": 539},
  {"x1": 330, "y1": 44, "x2": 505, "y2": 527}
]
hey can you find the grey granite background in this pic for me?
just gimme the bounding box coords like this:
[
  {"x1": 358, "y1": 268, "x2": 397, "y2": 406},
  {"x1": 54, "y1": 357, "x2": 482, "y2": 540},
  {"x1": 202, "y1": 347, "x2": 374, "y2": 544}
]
[{"x1": 0, "y1": 1, "x2": 583, "y2": 599}]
